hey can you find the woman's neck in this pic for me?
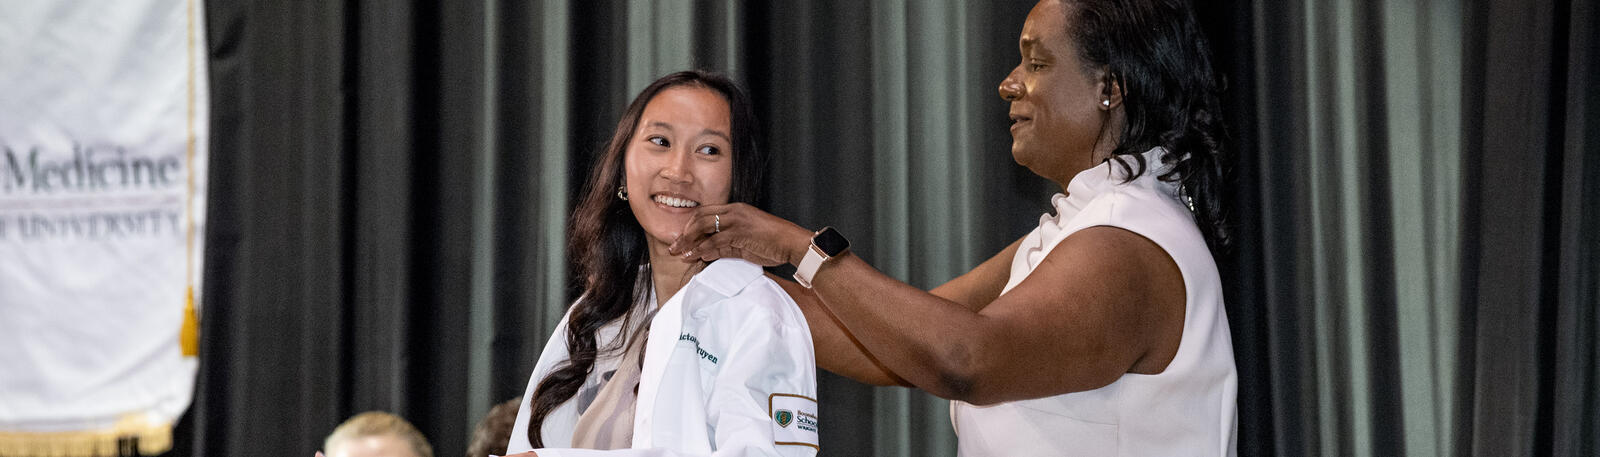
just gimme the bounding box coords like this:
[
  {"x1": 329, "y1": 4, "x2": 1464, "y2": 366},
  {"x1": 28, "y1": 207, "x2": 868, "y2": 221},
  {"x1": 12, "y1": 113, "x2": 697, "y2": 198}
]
[
  {"x1": 1053, "y1": 135, "x2": 1121, "y2": 191},
  {"x1": 1054, "y1": 113, "x2": 1125, "y2": 190},
  {"x1": 646, "y1": 240, "x2": 704, "y2": 307}
]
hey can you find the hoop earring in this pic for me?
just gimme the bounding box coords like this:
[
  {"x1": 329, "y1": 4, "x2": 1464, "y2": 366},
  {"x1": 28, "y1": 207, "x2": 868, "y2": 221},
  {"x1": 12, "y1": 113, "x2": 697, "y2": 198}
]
[{"x1": 617, "y1": 185, "x2": 628, "y2": 201}]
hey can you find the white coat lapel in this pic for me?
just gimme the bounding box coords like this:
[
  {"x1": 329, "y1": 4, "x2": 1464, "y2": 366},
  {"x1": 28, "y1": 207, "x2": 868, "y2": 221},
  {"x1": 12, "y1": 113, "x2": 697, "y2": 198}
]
[
  {"x1": 632, "y1": 286, "x2": 685, "y2": 449},
  {"x1": 628, "y1": 260, "x2": 762, "y2": 450}
]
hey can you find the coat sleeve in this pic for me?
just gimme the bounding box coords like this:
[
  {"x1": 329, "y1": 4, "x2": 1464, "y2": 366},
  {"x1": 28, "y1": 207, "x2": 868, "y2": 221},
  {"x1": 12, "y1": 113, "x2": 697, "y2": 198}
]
[
  {"x1": 536, "y1": 288, "x2": 820, "y2": 457},
  {"x1": 507, "y1": 309, "x2": 577, "y2": 454}
]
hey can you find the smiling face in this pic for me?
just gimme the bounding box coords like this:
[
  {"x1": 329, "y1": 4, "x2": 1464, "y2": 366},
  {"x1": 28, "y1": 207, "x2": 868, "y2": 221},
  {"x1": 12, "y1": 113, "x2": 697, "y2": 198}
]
[
  {"x1": 623, "y1": 86, "x2": 735, "y2": 248},
  {"x1": 999, "y1": 0, "x2": 1114, "y2": 184}
]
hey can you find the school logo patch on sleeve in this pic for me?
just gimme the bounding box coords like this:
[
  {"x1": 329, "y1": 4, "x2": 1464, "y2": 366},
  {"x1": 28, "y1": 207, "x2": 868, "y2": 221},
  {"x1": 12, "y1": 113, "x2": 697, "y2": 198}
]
[
  {"x1": 774, "y1": 409, "x2": 794, "y2": 427},
  {"x1": 769, "y1": 393, "x2": 819, "y2": 449}
]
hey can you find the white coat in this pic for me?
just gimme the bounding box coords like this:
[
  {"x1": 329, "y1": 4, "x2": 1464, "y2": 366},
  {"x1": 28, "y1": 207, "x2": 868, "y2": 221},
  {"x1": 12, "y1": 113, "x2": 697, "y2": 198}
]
[{"x1": 506, "y1": 259, "x2": 820, "y2": 457}]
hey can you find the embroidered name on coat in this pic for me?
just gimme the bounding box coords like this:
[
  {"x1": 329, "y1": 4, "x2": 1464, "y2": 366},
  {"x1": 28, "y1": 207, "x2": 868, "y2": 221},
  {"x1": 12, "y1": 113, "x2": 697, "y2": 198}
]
[{"x1": 678, "y1": 333, "x2": 718, "y2": 364}]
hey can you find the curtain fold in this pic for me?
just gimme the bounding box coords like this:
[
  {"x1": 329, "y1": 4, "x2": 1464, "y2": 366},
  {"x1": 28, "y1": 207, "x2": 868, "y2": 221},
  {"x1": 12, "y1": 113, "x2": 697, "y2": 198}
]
[
  {"x1": 1551, "y1": 4, "x2": 1600, "y2": 456},
  {"x1": 1215, "y1": 0, "x2": 1600, "y2": 455},
  {"x1": 179, "y1": 1, "x2": 1598, "y2": 456},
  {"x1": 193, "y1": 1, "x2": 359, "y2": 455},
  {"x1": 1216, "y1": 0, "x2": 1462, "y2": 454},
  {"x1": 1459, "y1": 0, "x2": 1600, "y2": 455}
]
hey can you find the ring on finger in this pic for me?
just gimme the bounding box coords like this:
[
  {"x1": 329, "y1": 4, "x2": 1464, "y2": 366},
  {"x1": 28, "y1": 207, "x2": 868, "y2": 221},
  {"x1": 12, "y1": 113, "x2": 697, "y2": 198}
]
[{"x1": 714, "y1": 214, "x2": 720, "y2": 233}]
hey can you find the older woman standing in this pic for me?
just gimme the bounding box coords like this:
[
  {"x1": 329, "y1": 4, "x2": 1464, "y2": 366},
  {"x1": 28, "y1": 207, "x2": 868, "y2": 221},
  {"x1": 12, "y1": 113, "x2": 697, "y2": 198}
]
[{"x1": 669, "y1": 1, "x2": 1236, "y2": 455}]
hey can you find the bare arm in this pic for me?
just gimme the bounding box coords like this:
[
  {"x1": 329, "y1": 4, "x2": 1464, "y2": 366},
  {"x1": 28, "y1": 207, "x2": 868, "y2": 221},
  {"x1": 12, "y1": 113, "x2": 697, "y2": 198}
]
[
  {"x1": 929, "y1": 236, "x2": 1024, "y2": 311},
  {"x1": 804, "y1": 227, "x2": 1185, "y2": 404},
  {"x1": 669, "y1": 204, "x2": 1184, "y2": 405},
  {"x1": 807, "y1": 234, "x2": 1022, "y2": 384},
  {"x1": 768, "y1": 273, "x2": 909, "y2": 387},
  {"x1": 765, "y1": 236, "x2": 1021, "y2": 387}
]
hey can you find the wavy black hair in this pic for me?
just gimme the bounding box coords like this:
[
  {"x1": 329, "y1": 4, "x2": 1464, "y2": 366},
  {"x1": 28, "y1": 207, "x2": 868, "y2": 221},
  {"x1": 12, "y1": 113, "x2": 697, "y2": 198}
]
[
  {"x1": 1067, "y1": 0, "x2": 1230, "y2": 250},
  {"x1": 525, "y1": 70, "x2": 765, "y2": 447}
]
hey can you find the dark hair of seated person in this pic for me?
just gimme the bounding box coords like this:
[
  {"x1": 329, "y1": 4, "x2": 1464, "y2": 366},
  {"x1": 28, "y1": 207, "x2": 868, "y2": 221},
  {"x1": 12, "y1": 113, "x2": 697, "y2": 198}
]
[{"x1": 465, "y1": 397, "x2": 523, "y2": 457}]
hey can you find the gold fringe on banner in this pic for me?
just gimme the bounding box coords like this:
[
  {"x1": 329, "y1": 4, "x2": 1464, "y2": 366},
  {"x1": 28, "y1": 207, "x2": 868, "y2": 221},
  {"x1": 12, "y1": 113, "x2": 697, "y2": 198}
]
[
  {"x1": 0, "y1": 416, "x2": 171, "y2": 457},
  {"x1": 180, "y1": 287, "x2": 200, "y2": 357}
]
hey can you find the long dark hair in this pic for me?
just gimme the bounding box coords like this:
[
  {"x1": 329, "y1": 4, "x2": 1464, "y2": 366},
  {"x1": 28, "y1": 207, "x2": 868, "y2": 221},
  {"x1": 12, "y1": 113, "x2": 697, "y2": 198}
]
[
  {"x1": 1067, "y1": 0, "x2": 1230, "y2": 251},
  {"x1": 526, "y1": 70, "x2": 765, "y2": 447}
]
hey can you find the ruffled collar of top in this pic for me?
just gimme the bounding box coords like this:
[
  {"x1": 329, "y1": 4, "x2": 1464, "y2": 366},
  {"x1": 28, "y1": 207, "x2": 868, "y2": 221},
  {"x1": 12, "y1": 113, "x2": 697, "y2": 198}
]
[{"x1": 1020, "y1": 147, "x2": 1180, "y2": 269}]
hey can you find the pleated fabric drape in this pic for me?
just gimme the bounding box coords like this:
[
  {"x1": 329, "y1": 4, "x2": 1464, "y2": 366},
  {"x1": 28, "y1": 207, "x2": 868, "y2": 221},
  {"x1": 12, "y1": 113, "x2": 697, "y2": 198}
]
[{"x1": 176, "y1": 1, "x2": 1598, "y2": 456}]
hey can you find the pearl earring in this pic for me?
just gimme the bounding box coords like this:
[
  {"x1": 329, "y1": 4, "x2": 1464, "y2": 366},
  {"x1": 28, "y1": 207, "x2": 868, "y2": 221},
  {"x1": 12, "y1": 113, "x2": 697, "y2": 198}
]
[{"x1": 1102, "y1": 100, "x2": 1111, "y2": 107}]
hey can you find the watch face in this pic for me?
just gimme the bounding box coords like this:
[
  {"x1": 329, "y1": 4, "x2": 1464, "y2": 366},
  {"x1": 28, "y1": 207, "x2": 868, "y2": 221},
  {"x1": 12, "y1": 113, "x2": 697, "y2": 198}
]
[{"x1": 813, "y1": 227, "x2": 850, "y2": 256}]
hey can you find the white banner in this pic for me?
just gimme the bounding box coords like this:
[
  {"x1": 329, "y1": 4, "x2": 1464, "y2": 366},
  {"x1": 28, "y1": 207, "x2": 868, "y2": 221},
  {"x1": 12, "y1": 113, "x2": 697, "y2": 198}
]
[{"x1": 0, "y1": 0, "x2": 207, "y2": 455}]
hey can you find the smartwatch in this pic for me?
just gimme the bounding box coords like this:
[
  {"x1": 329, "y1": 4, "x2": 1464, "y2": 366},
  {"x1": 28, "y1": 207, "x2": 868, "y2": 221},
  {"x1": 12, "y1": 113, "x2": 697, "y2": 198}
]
[{"x1": 794, "y1": 226, "x2": 850, "y2": 288}]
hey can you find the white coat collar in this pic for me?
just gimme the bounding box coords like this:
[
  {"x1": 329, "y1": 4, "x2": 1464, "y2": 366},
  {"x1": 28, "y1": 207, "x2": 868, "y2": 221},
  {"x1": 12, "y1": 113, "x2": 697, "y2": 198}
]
[{"x1": 687, "y1": 258, "x2": 765, "y2": 298}]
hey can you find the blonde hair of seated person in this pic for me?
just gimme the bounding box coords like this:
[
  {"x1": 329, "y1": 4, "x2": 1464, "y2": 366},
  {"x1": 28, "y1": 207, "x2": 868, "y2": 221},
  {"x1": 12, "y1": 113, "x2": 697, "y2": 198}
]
[{"x1": 318, "y1": 411, "x2": 435, "y2": 457}]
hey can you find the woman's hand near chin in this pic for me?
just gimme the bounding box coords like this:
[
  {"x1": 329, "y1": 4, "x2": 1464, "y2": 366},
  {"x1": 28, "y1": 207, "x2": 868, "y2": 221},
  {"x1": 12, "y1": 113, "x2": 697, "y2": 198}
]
[{"x1": 668, "y1": 203, "x2": 813, "y2": 267}]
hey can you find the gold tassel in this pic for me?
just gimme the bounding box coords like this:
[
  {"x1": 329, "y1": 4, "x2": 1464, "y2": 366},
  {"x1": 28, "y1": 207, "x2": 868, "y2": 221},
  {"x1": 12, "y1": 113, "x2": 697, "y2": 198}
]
[{"x1": 180, "y1": 286, "x2": 199, "y2": 357}]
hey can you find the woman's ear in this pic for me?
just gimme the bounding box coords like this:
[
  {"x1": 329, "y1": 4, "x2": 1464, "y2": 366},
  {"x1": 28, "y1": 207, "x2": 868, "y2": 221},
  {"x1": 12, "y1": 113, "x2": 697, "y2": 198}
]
[{"x1": 1098, "y1": 71, "x2": 1124, "y2": 110}]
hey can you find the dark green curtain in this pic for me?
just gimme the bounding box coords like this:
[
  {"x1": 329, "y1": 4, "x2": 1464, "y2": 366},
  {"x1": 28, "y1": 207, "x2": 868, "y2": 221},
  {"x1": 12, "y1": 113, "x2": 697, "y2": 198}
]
[
  {"x1": 1457, "y1": 0, "x2": 1600, "y2": 455},
  {"x1": 1213, "y1": 0, "x2": 1600, "y2": 455},
  {"x1": 171, "y1": 0, "x2": 1599, "y2": 456},
  {"x1": 181, "y1": 1, "x2": 490, "y2": 455}
]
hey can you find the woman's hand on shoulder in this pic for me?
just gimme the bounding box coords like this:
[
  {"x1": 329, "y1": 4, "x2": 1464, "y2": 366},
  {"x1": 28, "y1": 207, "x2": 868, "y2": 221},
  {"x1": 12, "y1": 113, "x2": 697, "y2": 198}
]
[{"x1": 669, "y1": 203, "x2": 814, "y2": 267}]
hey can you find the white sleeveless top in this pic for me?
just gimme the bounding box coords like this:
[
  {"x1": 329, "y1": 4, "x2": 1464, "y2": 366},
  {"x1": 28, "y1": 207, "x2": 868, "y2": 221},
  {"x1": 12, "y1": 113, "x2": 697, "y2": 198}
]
[{"x1": 950, "y1": 148, "x2": 1238, "y2": 457}]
